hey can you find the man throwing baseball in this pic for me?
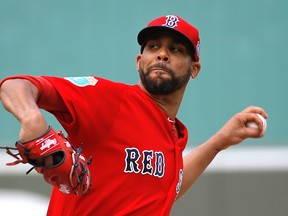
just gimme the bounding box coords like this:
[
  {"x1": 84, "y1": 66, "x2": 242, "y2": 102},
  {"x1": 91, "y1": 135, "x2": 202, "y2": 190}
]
[{"x1": 0, "y1": 15, "x2": 267, "y2": 215}]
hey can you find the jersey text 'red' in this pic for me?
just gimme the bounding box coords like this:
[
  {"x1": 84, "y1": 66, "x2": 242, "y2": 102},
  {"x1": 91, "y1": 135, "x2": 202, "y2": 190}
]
[{"x1": 2, "y1": 75, "x2": 188, "y2": 215}]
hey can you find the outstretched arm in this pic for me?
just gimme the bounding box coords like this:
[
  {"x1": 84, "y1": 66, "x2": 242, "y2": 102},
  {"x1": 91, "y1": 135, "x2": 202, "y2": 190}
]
[
  {"x1": 0, "y1": 79, "x2": 48, "y2": 142},
  {"x1": 177, "y1": 106, "x2": 268, "y2": 199}
]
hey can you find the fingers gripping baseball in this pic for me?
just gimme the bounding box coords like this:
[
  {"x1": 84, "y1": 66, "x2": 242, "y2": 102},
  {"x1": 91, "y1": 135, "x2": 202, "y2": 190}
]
[
  {"x1": 1, "y1": 126, "x2": 92, "y2": 196},
  {"x1": 216, "y1": 106, "x2": 268, "y2": 150}
]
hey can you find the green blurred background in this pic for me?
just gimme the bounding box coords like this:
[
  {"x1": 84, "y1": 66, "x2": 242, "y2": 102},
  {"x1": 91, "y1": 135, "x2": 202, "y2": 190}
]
[
  {"x1": 1, "y1": 0, "x2": 287, "y2": 148},
  {"x1": 1, "y1": 1, "x2": 288, "y2": 215}
]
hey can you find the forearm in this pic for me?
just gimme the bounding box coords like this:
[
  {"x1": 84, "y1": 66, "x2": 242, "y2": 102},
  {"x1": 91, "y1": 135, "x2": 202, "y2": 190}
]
[
  {"x1": 177, "y1": 132, "x2": 223, "y2": 199},
  {"x1": 1, "y1": 79, "x2": 39, "y2": 120},
  {"x1": 176, "y1": 106, "x2": 268, "y2": 200},
  {"x1": 0, "y1": 79, "x2": 48, "y2": 141}
]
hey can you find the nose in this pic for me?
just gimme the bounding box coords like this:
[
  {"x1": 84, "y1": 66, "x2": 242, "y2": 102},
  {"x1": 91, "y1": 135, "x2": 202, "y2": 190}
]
[{"x1": 157, "y1": 48, "x2": 169, "y2": 62}]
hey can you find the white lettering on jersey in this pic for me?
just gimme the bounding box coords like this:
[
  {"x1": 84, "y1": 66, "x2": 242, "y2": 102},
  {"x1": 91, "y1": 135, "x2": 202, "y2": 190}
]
[{"x1": 175, "y1": 169, "x2": 183, "y2": 197}]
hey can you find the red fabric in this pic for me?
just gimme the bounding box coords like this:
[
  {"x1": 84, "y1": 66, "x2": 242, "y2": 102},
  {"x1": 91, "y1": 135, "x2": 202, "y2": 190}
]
[
  {"x1": 138, "y1": 15, "x2": 200, "y2": 61},
  {"x1": 1, "y1": 75, "x2": 188, "y2": 215}
]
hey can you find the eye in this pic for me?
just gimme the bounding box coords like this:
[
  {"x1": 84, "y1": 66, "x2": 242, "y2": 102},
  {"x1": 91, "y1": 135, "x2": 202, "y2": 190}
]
[
  {"x1": 170, "y1": 43, "x2": 188, "y2": 55},
  {"x1": 145, "y1": 40, "x2": 160, "y2": 50},
  {"x1": 171, "y1": 47, "x2": 179, "y2": 52},
  {"x1": 170, "y1": 46, "x2": 182, "y2": 53},
  {"x1": 149, "y1": 43, "x2": 159, "y2": 50}
]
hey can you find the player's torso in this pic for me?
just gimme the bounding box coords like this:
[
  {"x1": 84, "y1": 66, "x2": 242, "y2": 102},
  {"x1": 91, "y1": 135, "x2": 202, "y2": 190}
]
[{"x1": 46, "y1": 77, "x2": 188, "y2": 215}]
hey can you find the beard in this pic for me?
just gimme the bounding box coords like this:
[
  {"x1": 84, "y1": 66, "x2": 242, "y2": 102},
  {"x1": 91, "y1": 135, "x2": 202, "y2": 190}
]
[{"x1": 138, "y1": 63, "x2": 191, "y2": 95}]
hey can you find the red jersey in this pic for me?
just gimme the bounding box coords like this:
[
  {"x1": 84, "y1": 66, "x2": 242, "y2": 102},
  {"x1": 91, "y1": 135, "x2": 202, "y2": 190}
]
[{"x1": 2, "y1": 75, "x2": 188, "y2": 215}]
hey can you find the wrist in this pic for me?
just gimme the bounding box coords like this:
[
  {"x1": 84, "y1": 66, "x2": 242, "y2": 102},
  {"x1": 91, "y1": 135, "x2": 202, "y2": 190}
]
[
  {"x1": 208, "y1": 131, "x2": 230, "y2": 152},
  {"x1": 19, "y1": 110, "x2": 48, "y2": 142}
]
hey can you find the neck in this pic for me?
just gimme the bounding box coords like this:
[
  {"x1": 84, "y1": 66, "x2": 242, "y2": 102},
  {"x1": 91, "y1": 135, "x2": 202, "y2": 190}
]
[{"x1": 138, "y1": 82, "x2": 186, "y2": 119}]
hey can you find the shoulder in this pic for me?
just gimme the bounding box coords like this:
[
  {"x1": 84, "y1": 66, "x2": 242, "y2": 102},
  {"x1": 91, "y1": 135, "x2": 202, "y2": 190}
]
[{"x1": 43, "y1": 76, "x2": 131, "y2": 90}]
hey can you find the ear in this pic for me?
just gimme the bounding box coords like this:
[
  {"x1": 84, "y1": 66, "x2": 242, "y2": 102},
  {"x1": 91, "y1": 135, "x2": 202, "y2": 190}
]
[
  {"x1": 136, "y1": 54, "x2": 142, "y2": 71},
  {"x1": 190, "y1": 62, "x2": 201, "y2": 79}
]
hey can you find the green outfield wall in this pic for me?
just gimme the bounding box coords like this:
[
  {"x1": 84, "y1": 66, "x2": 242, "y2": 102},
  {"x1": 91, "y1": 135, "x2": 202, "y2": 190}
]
[
  {"x1": 0, "y1": 1, "x2": 287, "y2": 215},
  {"x1": 0, "y1": 1, "x2": 287, "y2": 147}
]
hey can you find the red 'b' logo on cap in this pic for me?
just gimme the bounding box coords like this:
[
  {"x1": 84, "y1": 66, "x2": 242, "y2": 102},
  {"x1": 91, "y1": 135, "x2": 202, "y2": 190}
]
[{"x1": 162, "y1": 15, "x2": 179, "y2": 28}]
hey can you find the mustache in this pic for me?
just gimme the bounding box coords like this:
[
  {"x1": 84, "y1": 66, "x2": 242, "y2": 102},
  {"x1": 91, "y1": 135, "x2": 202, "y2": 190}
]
[{"x1": 147, "y1": 63, "x2": 174, "y2": 76}]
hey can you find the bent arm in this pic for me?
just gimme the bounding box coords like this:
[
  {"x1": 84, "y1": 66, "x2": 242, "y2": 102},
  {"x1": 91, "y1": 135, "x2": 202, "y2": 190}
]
[
  {"x1": 0, "y1": 79, "x2": 48, "y2": 141},
  {"x1": 177, "y1": 106, "x2": 268, "y2": 199},
  {"x1": 177, "y1": 132, "x2": 225, "y2": 199}
]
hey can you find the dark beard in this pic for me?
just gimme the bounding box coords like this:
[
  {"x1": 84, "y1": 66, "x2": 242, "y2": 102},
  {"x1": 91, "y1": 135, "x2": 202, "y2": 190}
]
[{"x1": 138, "y1": 63, "x2": 191, "y2": 95}]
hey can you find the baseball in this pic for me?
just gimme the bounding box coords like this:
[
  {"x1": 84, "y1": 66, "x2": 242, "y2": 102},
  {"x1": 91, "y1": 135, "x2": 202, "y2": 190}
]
[{"x1": 246, "y1": 114, "x2": 267, "y2": 134}]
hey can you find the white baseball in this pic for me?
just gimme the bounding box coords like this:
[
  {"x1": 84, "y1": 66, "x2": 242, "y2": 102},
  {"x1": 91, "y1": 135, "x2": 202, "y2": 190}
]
[{"x1": 246, "y1": 114, "x2": 267, "y2": 134}]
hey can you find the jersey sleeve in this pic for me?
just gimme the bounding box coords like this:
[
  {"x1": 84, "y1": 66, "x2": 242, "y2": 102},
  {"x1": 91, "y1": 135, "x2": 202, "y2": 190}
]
[
  {"x1": 40, "y1": 76, "x2": 131, "y2": 146},
  {"x1": 0, "y1": 75, "x2": 67, "y2": 112},
  {"x1": 1, "y1": 75, "x2": 130, "y2": 146}
]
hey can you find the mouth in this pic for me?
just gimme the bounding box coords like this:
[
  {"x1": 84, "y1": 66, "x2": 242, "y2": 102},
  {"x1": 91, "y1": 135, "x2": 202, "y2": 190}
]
[
  {"x1": 149, "y1": 69, "x2": 172, "y2": 79},
  {"x1": 151, "y1": 68, "x2": 168, "y2": 74},
  {"x1": 149, "y1": 64, "x2": 172, "y2": 75},
  {"x1": 146, "y1": 63, "x2": 174, "y2": 79}
]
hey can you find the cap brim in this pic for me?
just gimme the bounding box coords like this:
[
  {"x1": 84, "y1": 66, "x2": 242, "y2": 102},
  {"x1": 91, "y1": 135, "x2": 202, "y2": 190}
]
[{"x1": 137, "y1": 26, "x2": 195, "y2": 55}]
